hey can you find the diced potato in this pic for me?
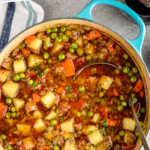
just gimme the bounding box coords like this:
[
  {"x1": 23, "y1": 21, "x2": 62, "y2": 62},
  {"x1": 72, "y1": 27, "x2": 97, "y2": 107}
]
[
  {"x1": 92, "y1": 113, "x2": 100, "y2": 123},
  {"x1": 0, "y1": 144, "x2": 4, "y2": 150},
  {"x1": 61, "y1": 132, "x2": 72, "y2": 139},
  {"x1": 13, "y1": 59, "x2": 26, "y2": 74},
  {"x1": 99, "y1": 75, "x2": 113, "y2": 90},
  {"x1": 88, "y1": 129, "x2": 104, "y2": 145},
  {"x1": 44, "y1": 37, "x2": 53, "y2": 50},
  {"x1": 41, "y1": 91, "x2": 56, "y2": 109},
  {"x1": 33, "y1": 118, "x2": 46, "y2": 132},
  {"x1": 27, "y1": 38, "x2": 42, "y2": 54},
  {"x1": 61, "y1": 118, "x2": 74, "y2": 133},
  {"x1": 64, "y1": 140, "x2": 76, "y2": 150},
  {"x1": 4, "y1": 118, "x2": 14, "y2": 126},
  {"x1": 44, "y1": 132, "x2": 53, "y2": 140},
  {"x1": 122, "y1": 118, "x2": 136, "y2": 131},
  {"x1": 75, "y1": 36, "x2": 83, "y2": 47},
  {"x1": 0, "y1": 69, "x2": 10, "y2": 82},
  {"x1": 85, "y1": 125, "x2": 97, "y2": 135},
  {"x1": 22, "y1": 137, "x2": 35, "y2": 150},
  {"x1": 25, "y1": 102, "x2": 37, "y2": 113},
  {"x1": 2, "y1": 80, "x2": 19, "y2": 98},
  {"x1": 1, "y1": 57, "x2": 12, "y2": 70},
  {"x1": 17, "y1": 124, "x2": 31, "y2": 136},
  {"x1": 85, "y1": 43, "x2": 94, "y2": 54},
  {"x1": 45, "y1": 110, "x2": 57, "y2": 120},
  {"x1": 27, "y1": 54, "x2": 43, "y2": 68},
  {"x1": 33, "y1": 110, "x2": 43, "y2": 119},
  {"x1": 13, "y1": 98, "x2": 25, "y2": 111},
  {"x1": 124, "y1": 131, "x2": 135, "y2": 145},
  {"x1": 51, "y1": 42, "x2": 63, "y2": 55}
]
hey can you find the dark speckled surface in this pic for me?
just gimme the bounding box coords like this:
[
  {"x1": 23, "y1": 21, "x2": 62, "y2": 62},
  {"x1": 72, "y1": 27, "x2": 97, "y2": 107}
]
[{"x1": 34, "y1": 0, "x2": 150, "y2": 72}]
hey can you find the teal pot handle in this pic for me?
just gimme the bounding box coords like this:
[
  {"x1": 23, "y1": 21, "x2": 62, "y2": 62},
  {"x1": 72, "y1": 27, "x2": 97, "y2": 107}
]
[{"x1": 74, "y1": 0, "x2": 146, "y2": 55}]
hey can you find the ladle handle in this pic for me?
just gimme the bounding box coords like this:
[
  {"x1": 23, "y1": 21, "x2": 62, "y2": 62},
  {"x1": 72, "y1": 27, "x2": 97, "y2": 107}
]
[{"x1": 74, "y1": 0, "x2": 146, "y2": 55}]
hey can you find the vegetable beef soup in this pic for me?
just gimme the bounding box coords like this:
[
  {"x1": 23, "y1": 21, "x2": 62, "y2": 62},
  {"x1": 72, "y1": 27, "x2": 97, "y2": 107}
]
[{"x1": 0, "y1": 25, "x2": 146, "y2": 150}]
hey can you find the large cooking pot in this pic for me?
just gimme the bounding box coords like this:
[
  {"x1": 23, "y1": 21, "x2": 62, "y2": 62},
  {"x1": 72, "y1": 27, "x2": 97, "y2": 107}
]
[{"x1": 0, "y1": 0, "x2": 150, "y2": 149}]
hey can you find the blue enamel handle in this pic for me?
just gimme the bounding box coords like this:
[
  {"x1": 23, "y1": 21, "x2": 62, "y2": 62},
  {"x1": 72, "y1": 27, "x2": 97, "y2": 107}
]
[{"x1": 74, "y1": 0, "x2": 146, "y2": 55}]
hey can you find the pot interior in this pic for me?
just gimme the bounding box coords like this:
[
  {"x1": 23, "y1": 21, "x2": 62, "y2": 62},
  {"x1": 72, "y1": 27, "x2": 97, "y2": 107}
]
[{"x1": 0, "y1": 19, "x2": 150, "y2": 149}]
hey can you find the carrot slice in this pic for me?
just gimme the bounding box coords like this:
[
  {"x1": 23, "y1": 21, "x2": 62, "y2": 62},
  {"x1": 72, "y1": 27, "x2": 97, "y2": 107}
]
[
  {"x1": 113, "y1": 88, "x2": 119, "y2": 96},
  {"x1": 39, "y1": 146, "x2": 49, "y2": 150},
  {"x1": 61, "y1": 41, "x2": 70, "y2": 46},
  {"x1": 30, "y1": 70, "x2": 36, "y2": 76},
  {"x1": 87, "y1": 30, "x2": 101, "y2": 40},
  {"x1": 0, "y1": 102, "x2": 7, "y2": 119},
  {"x1": 62, "y1": 58, "x2": 75, "y2": 77},
  {"x1": 22, "y1": 48, "x2": 30, "y2": 58},
  {"x1": 106, "y1": 43, "x2": 115, "y2": 52},
  {"x1": 33, "y1": 93, "x2": 40, "y2": 103},
  {"x1": 106, "y1": 119, "x2": 117, "y2": 126},
  {"x1": 25, "y1": 35, "x2": 36, "y2": 44},
  {"x1": 140, "y1": 90, "x2": 144, "y2": 98},
  {"x1": 56, "y1": 87, "x2": 66, "y2": 94},
  {"x1": 133, "y1": 79, "x2": 143, "y2": 93}
]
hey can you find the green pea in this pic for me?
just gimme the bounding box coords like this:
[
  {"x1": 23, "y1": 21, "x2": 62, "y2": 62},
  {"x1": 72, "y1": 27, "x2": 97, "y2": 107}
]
[
  {"x1": 131, "y1": 92, "x2": 136, "y2": 98},
  {"x1": 119, "y1": 130, "x2": 125, "y2": 136},
  {"x1": 121, "y1": 101, "x2": 127, "y2": 107},
  {"x1": 51, "y1": 33, "x2": 57, "y2": 39},
  {"x1": 71, "y1": 43, "x2": 78, "y2": 49},
  {"x1": 54, "y1": 145, "x2": 60, "y2": 150},
  {"x1": 11, "y1": 107, "x2": 16, "y2": 112},
  {"x1": 62, "y1": 35, "x2": 68, "y2": 41},
  {"x1": 86, "y1": 55, "x2": 91, "y2": 61},
  {"x1": 69, "y1": 48, "x2": 74, "y2": 53},
  {"x1": 11, "y1": 112, "x2": 16, "y2": 118},
  {"x1": 6, "y1": 112, "x2": 11, "y2": 118},
  {"x1": 115, "y1": 135, "x2": 120, "y2": 140},
  {"x1": 140, "y1": 107, "x2": 146, "y2": 113},
  {"x1": 58, "y1": 54, "x2": 65, "y2": 60},
  {"x1": 125, "y1": 62, "x2": 131, "y2": 67},
  {"x1": 43, "y1": 52, "x2": 49, "y2": 59},
  {"x1": 131, "y1": 76, "x2": 137, "y2": 83},
  {"x1": 48, "y1": 58, "x2": 52, "y2": 64},
  {"x1": 46, "y1": 28, "x2": 51, "y2": 34},
  {"x1": 7, "y1": 145, "x2": 13, "y2": 150},
  {"x1": 77, "y1": 112, "x2": 81, "y2": 117},
  {"x1": 137, "y1": 113, "x2": 141, "y2": 118},
  {"x1": 18, "y1": 44, "x2": 23, "y2": 50},
  {"x1": 128, "y1": 71, "x2": 133, "y2": 77},
  {"x1": 140, "y1": 121, "x2": 144, "y2": 127},
  {"x1": 67, "y1": 93, "x2": 72, "y2": 98},
  {"x1": 120, "y1": 95, "x2": 125, "y2": 101},
  {"x1": 123, "y1": 53, "x2": 128, "y2": 59},
  {"x1": 60, "y1": 116, "x2": 64, "y2": 120},
  {"x1": 28, "y1": 80, "x2": 33, "y2": 85},
  {"x1": 19, "y1": 73, "x2": 25, "y2": 78},
  {"x1": 6, "y1": 98, "x2": 12, "y2": 105},
  {"x1": 117, "y1": 105, "x2": 123, "y2": 111},
  {"x1": 61, "y1": 26, "x2": 66, "y2": 32},
  {"x1": 115, "y1": 69, "x2": 120, "y2": 74},
  {"x1": 132, "y1": 98, "x2": 137, "y2": 104},
  {"x1": 132, "y1": 67, "x2": 138, "y2": 73},
  {"x1": 55, "y1": 108, "x2": 59, "y2": 114},
  {"x1": 13, "y1": 74, "x2": 20, "y2": 81},
  {"x1": 55, "y1": 36, "x2": 62, "y2": 43},
  {"x1": 123, "y1": 67, "x2": 129, "y2": 73},
  {"x1": 51, "y1": 27, "x2": 58, "y2": 32},
  {"x1": 135, "y1": 131, "x2": 140, "y2": 137},
  {"x1": 87, "y1": 111, "x2": 93, "y2": 117},
  {"x1": 0, "y1": 134, "x2": 6, "y2": 140},
  {"x1": 50, "y1": 119, "x2": 57, "y2": 126},
  {"x1": 77, "y1": 47, "x2": 83, "y2": 56},
  {"x1": 78, "y1": 85, "x2": 85, "y2": 92},
  {"x1": 99, "y1": 91, "x2": 104, "y2": 98}
]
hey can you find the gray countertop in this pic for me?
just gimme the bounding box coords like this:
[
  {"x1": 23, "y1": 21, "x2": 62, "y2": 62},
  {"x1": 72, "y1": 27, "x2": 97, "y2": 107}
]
[{"x1": 35, "y1": 0, "x2": 150, "y2": 72}]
